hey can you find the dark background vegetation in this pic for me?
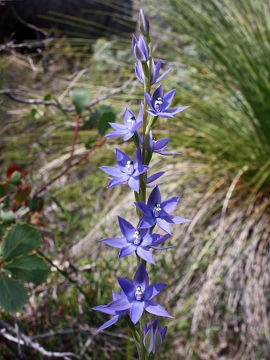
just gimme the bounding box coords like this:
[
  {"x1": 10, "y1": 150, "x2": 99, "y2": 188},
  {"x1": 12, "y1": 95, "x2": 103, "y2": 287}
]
[{"x1": 1, "y1": 0, "x2": 270, "y2": 359}]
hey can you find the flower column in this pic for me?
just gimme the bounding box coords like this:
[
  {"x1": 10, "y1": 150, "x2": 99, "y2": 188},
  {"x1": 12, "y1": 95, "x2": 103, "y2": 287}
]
[{"x1": 93, "y1": 9, "x2": 189, "y2": 359}]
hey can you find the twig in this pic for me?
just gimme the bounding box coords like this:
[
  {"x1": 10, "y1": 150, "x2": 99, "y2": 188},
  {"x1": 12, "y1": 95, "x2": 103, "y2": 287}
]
[
  {"x1": 32, "y1": 137, "x2": 106, "y2": 198},
  {"x1": 0, "y1": 75, "x2": 134, "y2": 113},
  {"x1": 69, "y1": 114, "x2": 80, "y2": 166},
  {"x1": 0, "y1": 38, "x2": 54, "y2": 52},
  {"x1": 0, "y1": 320, "x2": 79, "y2": 359},
  {"x1": 37, "y1": 250, "x2": 93, "y2": 307}
]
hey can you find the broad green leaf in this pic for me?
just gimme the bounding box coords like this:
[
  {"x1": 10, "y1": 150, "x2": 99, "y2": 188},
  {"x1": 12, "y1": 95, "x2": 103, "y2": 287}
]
[
  {"x1": 98, "y1": 110, "x2": 116, "y2": 136},
  {"x1": 4, "y1": 255, "x2": 49, "y2": 284},
  {"x1": 84, "y1": 105, "x2": 116, "y2": 135},
  {"x1": 2, "y1": 224, "x2": 41, "y2": 261},
  {"x1": 0, "y1": 275, "x2": 27, "y2": 312},
  {"x1": 71, "y1": 87, "x2": 90, "y2": 114}
]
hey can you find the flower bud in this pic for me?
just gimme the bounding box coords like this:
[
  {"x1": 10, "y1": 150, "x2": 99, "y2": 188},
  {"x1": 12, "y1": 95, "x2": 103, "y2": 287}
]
[
  {"x1": 143, "y1": 319, "x2": 167, "y2": 354},
  {"x1": 139, "y1": 8, "x2": 150, "y2": 36}
]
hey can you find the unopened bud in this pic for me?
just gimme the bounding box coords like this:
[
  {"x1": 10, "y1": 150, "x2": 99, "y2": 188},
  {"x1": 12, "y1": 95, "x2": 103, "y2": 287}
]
[{"x1": 139, "y1": 8, "x2": 150, "y2": 36}]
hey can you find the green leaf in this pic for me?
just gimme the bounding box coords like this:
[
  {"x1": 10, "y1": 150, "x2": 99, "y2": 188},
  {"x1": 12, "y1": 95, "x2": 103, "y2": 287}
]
[
  {"x1": 30, "y1": 108, "x2": 42, "y2": 120},
  {"x1": 0, "y1": 210, "x2": 15, "y2": 223},
  {"x1": 71, "y1": 87, "x2": 90, "y2": 114},
  {"x1": 4, "y1": 255, "x2": 49, "y2": 284},
  {"x1": 2, "y1": 224, "x2": 41, "y2": 261},
  {"x1": 8, "y1": 171, "x2": 21, "y2": 185},
  {"x1": 28, "y1": 196, "x2": 44, "y2": 212},
  {"x1": 0, "y1": 275, "x2": 27, "y2": 312},
  {"x1": 84, "y1": 105, "x2": 116, "y2": 135},
  {"x1": 43, "y1": 93, "x2": 52, "y2": 101}
]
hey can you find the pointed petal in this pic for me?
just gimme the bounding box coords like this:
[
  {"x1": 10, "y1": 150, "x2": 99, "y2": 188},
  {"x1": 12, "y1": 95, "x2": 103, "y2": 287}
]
[
  {"x1": 117, "y1": 278, "x2": 135, "y2": 299},
  {"x1": 151, "y1": 85, "x2": 163, "y2": 103},
  {"x1": 128, "y1": 176, "x2": 140, "y2": 193},
  {"x1": 152, "y1": 59, "x2": 162, "y2": 83},
  {"x1": 166, "y1": 106, "x2": 189, "y2": 114},
  {"x1": 119, "y1": 244, "x2": 136, "y2": 258},
  {"x1": 156, "y1": 218, "x2": 172, "y2": 234},
  {"x1": 130, "y1": 301, "x2": 144, "y2": 324},
  {"x1": 108, "y1": 176, "x2": 128, "y2": 188},
  {"x1": 144, "y1": 92, "x2": 153, "y2": 110},
  {"x1": 134, "y1": 146, "x2": 142, "y2": 166},
  {"x1": 153, "y1": 138, "x2": 170, "y2": 152},
  {"x1": 145, "y1": 301, "x2": 173, "y2": 318},
  {"x1": 135, "y1": 202, "x2": 152, "y2": 216},
  {"x1": 151, "y1": 233, "x2": 170, "y2": 246},
  {"x1": 171, "y1": 216, "x2": 191, "y2": 224},
  {"x1": 105, "y1": 130, "x2": 128, "y2": 138},
  {"x1": 163, "y1": 88, "x2": 176, "y2": 107},
  {"x1": 112, "y1": 291, "x2": 121, "y2": 301},
  {"x1": 162, "y1": 196, "x2": 180, "y2": 213},
  {"x1": 147, "y1": 186, "x2": 161, "y2": 208},
  {"x1": 92, "y1": 304, "x2": 115, "y2": 315},
  {"x1": 118, "y1": 216, "x2": 135, "y2": 240},
  {"x1": 133, "y1": 263, "x2": 149, "y2": 290},
  {"x1": 157, "y1": 112, "x2": 174, "y2": 119},
  {"x1": 156, "y1": 68, "x2": 171, "y2": 83},
  {"x1": 146, "y1": 109, "x2": 159, "y2": 117},
  {"x1": 100, "y1": 166, "x2": 122, "y2": 177},
  {"x1": 135, "y1": 62, "x2": 144, "y2": 83},
  {"x1": 96, "y1": 315, "x2": 121, "y2": 332},
  {"x1": 109, "y1": 122, "x2": 126, "y2": 130},
  {"x1": 137, "y1": 247, "x2": 155, "y2": 264},
  {"x1": 123, "y1": 131, "x2": 134, "y2": 141},
  {"x1": 115, "y1": 148, "x2": 131, "y2": 167},
  {"x1": 144, "y1": 284, "x2": 166, "y2": 301},
  {"x1": 147, "y1": 172, "x2": 165, "y2": 184},
  {"x1": 101, "y1": 237, "x2": 127, "y2": 248}
]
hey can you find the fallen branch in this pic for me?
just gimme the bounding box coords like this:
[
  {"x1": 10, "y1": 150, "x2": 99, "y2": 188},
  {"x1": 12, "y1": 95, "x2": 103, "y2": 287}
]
[
  {"x1": 0, "y1": 320, "x2": 79, "y2": 359},
  {"x1": 0, "y1": 75, "x2": 134, "y2": 113}
]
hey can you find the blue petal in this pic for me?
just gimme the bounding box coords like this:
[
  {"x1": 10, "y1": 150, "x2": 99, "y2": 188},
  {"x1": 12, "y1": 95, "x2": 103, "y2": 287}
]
[
  {"x1": 171, "y1": 216, "x2": 190, "y2": 224},
  {"x1": 144, "y1": 284, "x2": 166, "y2": 301},
  {"x1": 101, "y1": 237, "x2": 127, "y2": 248},
  {"x1": 163, "y1": 88, "x2": 176, "y2": 107},
  {"x1": 147, "y1": 172, "x2": 165, "y2": 184},
  {"x1": 145, "y1": 301, "x2": 173, "y2": 318},
  {"x1": 118, "y1": 216, "x2": 135, "y2": 241},
  {"x1": 130, "y1": 300, "x2": 144, "y2": 324},
  {"x1": 118, "y1": 278, "x2": 135, "y2": 298},
  {"x1": 157, "y1": 112, "x2": 174, "y2": 119},
  {"x1": 140, "y1": 216, "x2": 156, "y2": 228},
  {"x1": 162, "y1": 196, "x2": 180, "y2": 213},
  {"x1": 147, "y1": 186, "x2": 161, "y2": 208},
  {"x1": 92, "y1": 304, "x2": 116, "y2": 315},
  {"x1": 156, "y1": 68, "x2": 171, "y2": 84},
  {"x1": 135, "y1": 202, "x2": 152, "y2": 216},
  {"x1": 108, "y1": 176, "x2": 128, "y2": 188},
  {"x1": 128, "y1": 176, "x2": 140, "y2": 193},
  {"x1": 115, "y1": 148, "x2": 131, "y2": 167},
  {"x1": 151, "y1": 85, "x2": 163, "y2": 103},
  {"x1": 137, "y1": 247, "x2": 155, "y2": 264},
  {"x1": 133, "y1": 263, "x2": 149, "y2": 291},
  {"x1": 96, "y1": 315, "x2": 121, "y2": 332},
  {"x1": 100, "y1": 166, "x2": 123, "y2": 177},
  {"x1": 156, "y1": 218, "x2": 172, "y2": 234},
  {"x1": 144, "y1": 92, "x2": 153, "y2": 110},
  {"x1": 119, "y1": 244, "x2": 136, "y2": 258}
]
